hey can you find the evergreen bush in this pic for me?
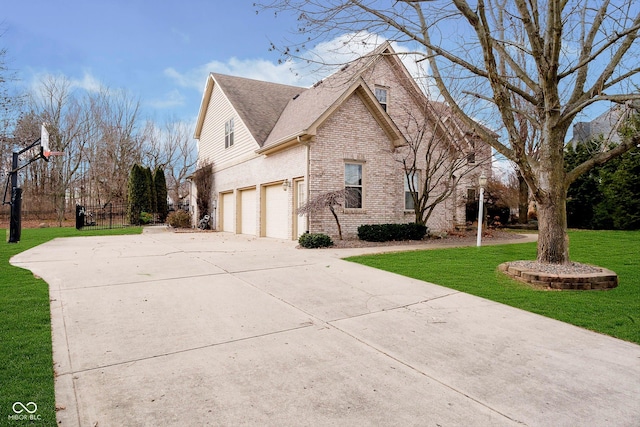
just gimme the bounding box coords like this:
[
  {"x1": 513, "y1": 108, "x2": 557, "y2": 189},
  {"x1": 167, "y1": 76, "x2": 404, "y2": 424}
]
[
  {"x1": 357, "y1": 223, "x2": 428, "y2": 242},
  {"x1": 154, "y1": 168, "x2": 169, "y2": 223},
  {"x1": 298, "y1": 233, "x2": 334, "y2": 248}
]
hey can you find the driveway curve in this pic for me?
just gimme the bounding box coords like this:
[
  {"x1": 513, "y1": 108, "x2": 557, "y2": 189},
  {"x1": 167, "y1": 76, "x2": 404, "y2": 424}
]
[{"x1": 10, "y1": 229, "x2": 640, "y2": 426}]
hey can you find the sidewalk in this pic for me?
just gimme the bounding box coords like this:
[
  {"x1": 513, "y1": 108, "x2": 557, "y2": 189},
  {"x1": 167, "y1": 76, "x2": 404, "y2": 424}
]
[{"x1": 10, "y1": 230, "x2": 640, "y2": 426}]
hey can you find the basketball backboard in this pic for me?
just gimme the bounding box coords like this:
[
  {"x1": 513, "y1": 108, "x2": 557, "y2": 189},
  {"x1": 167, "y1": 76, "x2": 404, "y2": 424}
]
[{"x1": 41, "y1": 123, "x2": 50, "y2": 161}]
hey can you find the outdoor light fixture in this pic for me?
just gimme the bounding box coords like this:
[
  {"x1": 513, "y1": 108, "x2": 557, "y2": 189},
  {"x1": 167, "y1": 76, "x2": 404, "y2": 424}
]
[
  {"x1": 282, "y1": 179, "x2": 291, "y2": 191},
  {"x1": 477, "y1": 173, "x2": 487, "y2": 247}
]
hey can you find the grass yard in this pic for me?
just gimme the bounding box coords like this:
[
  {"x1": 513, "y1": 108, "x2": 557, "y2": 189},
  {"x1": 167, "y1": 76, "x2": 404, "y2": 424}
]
[
  {"x1": 346, "y1": 230, "x2": 640, "y2": 345},
  {"x1": 0, "y1": 226, "x2": 142, "y2": 425}
]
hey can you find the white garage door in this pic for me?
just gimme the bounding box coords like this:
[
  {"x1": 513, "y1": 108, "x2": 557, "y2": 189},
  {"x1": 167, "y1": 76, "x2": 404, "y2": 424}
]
[
  {"x1": 239, "y1": 188, "x2": 256, "y2": 235},
  {"x1": 221, "y1": 192, "x2": 235, "y2": 233},
  {"x1": 264, "y1": 184, "x2": 289, "y2": 239}
]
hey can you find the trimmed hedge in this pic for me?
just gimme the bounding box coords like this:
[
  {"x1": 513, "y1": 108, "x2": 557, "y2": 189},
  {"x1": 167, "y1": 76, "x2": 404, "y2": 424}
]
[
  {"x1": 357, "y1": 223, "x2": 428, "y2": 242},
  {"x1": 299, "y1": 233, "x2": 334, "y2": 248}
]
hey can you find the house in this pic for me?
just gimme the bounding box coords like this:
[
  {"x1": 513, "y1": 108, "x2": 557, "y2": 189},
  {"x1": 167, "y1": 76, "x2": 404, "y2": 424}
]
[
  {"x1": 192, "y1": 43, "x2": 491, "y2": 240},
  {"x1": 570, "y1": 105, "x2": 627, "y2": 147}
]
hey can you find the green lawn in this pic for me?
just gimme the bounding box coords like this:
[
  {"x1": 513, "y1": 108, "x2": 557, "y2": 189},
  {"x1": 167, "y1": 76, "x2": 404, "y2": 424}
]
[
  {"x1": 0, "y1": 226, "x2": 142, "y2": 425},
  {"x1": 346, "y1": 230, "x2": 640, "y2": 345}
]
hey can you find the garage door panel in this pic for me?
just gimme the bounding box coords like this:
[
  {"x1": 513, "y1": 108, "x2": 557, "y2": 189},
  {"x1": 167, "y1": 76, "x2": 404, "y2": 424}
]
[
  {"x1": 221, "y1": 192, "x2": 235, "y2": 233},
  {"x1": 239, "y1": 189, "x2": 256, "y2": 235},
  {"x1": 264, "y1": 185, "x2": 289, "y2": 239}
]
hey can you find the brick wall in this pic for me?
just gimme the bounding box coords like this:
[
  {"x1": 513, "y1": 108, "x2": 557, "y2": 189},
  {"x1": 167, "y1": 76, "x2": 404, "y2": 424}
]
[{"x1": 308, "y1": 92, "x2": 453, "y2": 239}]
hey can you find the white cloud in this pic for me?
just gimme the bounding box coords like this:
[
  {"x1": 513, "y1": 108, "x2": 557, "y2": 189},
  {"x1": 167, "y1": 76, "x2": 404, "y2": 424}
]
[
  {"x1": 26, "y1": 69, "x2": 103, "y2": 96},
  {"x1": 165, "y1": 57, "x2": 306, "y2": 91},
  {"x1": 164, "y1": 31, "x2": 442, "y2": 94},
  {"x1": 69, "y1": 71, "x2": 102, "y2": 93},
  {"x1": 147, "y1": 89, "x2": 186, "y2": 109}
]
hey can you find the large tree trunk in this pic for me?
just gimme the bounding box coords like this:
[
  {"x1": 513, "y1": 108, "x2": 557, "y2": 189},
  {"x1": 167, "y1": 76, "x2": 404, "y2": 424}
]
[
  {"x1": 535, "y1": 124, "x2": 570, "y2": 264},
  {"x1": 536, "y1": 190, "x2": 569, "y2": 264}
]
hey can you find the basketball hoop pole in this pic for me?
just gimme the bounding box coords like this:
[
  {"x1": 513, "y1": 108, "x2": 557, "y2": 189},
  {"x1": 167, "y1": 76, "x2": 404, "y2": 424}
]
[{"x1": 4, "y1": 133, "x2": 51, "y2": 243}]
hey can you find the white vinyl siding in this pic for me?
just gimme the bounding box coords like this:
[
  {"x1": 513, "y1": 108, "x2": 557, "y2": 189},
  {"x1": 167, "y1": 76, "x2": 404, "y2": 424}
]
[{"x1": 197, "y1": 81, "x2": 259, "y2": 167}]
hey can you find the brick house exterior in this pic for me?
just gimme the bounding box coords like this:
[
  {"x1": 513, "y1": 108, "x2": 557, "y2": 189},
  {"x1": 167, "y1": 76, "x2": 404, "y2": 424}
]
[{"x1": 192, "y1": 43, "x2": 491, "y2": 240}]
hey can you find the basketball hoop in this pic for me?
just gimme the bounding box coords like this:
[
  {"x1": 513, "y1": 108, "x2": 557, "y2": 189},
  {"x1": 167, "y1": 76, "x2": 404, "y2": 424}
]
[{"x1": 44, "y1": 151, "x2": 64, "y2": 158}]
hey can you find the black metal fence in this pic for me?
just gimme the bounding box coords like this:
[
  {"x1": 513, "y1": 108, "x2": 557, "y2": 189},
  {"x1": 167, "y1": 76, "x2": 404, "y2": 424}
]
[{"x1": 76, "y1": 203, "x2": 130, "y2": 230}]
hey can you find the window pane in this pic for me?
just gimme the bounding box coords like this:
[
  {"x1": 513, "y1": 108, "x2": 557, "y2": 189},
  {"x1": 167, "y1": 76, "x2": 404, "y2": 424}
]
[
  {"x1": 405, "y1": 192, "x2": 416, "y2": 210},
  {"x1": 345, "y1": 164, "x2": 362, "y2": 186},
  {"x1": 404, "y1": 172, "x2": 418, "y2": 210},
  {"x1": 345, "y1": 187, "x2": 362, "y2": 209},
  {"x1": 404, "y1": 172, "x2": 418, "y2": 191},
  {"x1": 375, "y1": 87, "x2": 387, "y2": 103}
]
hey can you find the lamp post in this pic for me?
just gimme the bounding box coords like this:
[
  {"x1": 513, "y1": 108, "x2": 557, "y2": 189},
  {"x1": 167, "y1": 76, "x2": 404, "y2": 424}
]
[{"x1": 476, "y1": 173, "x2": 487, "y2": 247}]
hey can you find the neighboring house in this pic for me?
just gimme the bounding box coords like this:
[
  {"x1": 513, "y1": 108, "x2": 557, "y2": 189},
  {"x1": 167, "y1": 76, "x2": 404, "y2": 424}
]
[
  {"x1": 192, "y1": 43, "x2": 491, "y2": 240},
  {"x1": 570, "y1": 105, "x2": 626, "y2": 147}
]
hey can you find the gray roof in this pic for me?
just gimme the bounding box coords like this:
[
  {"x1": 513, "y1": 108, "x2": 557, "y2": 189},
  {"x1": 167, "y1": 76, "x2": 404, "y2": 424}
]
[
  {"x1": 263, "y1": 46, "x2": 389, "y2": 147},
  {"x1": 212, "y1": 73, "x2": 304, "y2": 146}
]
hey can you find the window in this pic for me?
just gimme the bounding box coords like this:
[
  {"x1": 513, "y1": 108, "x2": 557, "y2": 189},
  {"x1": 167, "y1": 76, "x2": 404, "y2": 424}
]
[
  {"x1": 404, "y1": 171, "x2": 419, "y2": 210},
  {"x1": 375, "y1": 87, "x2": 388, "y2": 111},
  {"x1": 225, "y1": 117, "x2": 234, "y2": 148},
  {"x1": 344, "y1": 163, "x2": 363, "y2": 209},
  {"x1": 467, "y1": 152, "x2": 476, "y2": 164},
  {"x1": 467, "y1": 139, "x2": 475, "y2": 163}
]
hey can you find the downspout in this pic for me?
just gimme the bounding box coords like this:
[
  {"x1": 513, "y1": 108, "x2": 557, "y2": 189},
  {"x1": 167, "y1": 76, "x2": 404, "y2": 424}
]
[{"x1": 298, "y1": 135, "x2": 310, "y2": 234}]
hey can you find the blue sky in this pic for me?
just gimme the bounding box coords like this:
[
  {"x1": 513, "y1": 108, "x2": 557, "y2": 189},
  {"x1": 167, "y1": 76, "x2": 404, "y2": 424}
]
[
  {"x1": 2, "y1": 0, "x2": 631, "y2": 144},
  {"x1": 2, "y1": 0, "x2": 306, "y2": 122}
]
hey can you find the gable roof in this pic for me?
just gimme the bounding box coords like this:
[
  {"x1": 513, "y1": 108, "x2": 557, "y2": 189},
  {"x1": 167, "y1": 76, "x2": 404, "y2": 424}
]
[
  {"x1": 261, "y1": 43, "x2": 409, "y2": 151},
  {"x1": 259, "y1": 76, "x2": 406, "y2": 154},
  {"x1": 194, "y1": 42, "x2": 486, "y2": 155},
  {"x1": 194, "y1": 73, "x2": 303, "y2": 144}
]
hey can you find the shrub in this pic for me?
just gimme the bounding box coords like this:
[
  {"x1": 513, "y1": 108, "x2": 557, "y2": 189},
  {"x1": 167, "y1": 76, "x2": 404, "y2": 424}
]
[
  {"x1": 299, "y1": 233, "x2": 334, "y2": 248},
  {"x1": 140, "y1": 212, "x2": 153, "y2": 225},
  {"x1": 167, "y1": 210, "x2": 191, "y2": 228},
  {"x1": 357, "y1": 223, "x2": 428, "y2": 242}
]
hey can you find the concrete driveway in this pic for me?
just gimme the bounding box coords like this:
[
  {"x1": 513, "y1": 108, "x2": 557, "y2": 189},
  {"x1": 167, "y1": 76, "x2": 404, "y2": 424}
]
[{"x1": 10, "y1": 229, "x2": 640, "y2": 426}]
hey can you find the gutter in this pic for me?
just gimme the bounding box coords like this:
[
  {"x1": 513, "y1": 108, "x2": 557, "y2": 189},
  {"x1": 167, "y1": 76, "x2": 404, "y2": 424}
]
[{"x1": 255, "y1": 131, "x2": 307, "y2": 155}]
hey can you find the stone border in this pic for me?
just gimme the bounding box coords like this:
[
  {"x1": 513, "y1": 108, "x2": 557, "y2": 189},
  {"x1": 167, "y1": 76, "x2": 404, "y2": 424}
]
[{"x1": 498, "y1": 262, "x2": 618, "y2": 290}]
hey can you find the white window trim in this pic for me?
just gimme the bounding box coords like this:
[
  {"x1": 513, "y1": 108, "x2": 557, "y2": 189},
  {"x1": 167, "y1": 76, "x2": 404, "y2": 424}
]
[
  {"x1": 344, "y1": 162, "x2": 364, "y2": 210},
  {"x1": 375, "y1": 86, "x2": 389, "y2": 111},
  {"x1": 404, "y1": 170, "x2": 420, "y2": 211},
  {"x1": 225, "y1": 117, "x2": 235, "y2": 149}
]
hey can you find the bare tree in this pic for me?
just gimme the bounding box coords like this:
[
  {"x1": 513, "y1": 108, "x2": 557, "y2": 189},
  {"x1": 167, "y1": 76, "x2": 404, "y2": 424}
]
[
  {"x1": 141, "y1": 118, "x2": 197, "y2": 208},
  {"x1": 89, "y1": 88, "x2": 142, "y2": 205},
  {"x1": 258, "y1": 0, "x2": 640, "y2": 264},
  {"x1": 297, "y1": 189, "x2": 360, "y2": 240},
  {"x1": 396, "y1": 102, "x2": 488, "y2": 226},
  {"x1": 31, "y1": 76, "x2": 93, "y2": 225}
]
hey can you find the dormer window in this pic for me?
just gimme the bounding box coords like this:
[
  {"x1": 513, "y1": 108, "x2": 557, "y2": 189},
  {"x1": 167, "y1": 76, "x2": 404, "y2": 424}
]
[
  {"x1": 375, "y1": 86, "x2": 388, "y2": 112},
  {"x1": 225, "y1": 117, "x2": 234, "y2": 148}
]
